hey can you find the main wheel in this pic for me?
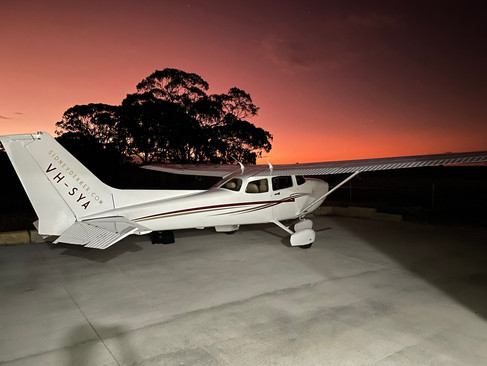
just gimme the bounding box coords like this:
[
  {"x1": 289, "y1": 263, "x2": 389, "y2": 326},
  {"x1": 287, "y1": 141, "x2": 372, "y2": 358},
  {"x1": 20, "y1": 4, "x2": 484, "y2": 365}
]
[
  {"x1": 299, "y1": 243, "x2": 313, "y2": 249},
  {"x1": 151, "y1": 231, "x2": 175, "y2": 244}
]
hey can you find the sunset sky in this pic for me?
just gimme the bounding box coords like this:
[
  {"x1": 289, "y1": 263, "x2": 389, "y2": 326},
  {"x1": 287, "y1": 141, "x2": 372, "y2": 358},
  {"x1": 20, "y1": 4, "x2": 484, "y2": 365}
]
[{"x1": 1, "y1": 0, "x2": 486, "y2": 163}]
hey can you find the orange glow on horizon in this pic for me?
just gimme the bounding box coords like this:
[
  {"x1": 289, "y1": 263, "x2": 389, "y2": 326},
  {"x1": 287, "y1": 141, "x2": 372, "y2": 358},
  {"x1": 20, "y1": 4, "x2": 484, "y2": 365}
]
[{"x1": 1, "y1": 1, "x2": 486, "y2": 164}]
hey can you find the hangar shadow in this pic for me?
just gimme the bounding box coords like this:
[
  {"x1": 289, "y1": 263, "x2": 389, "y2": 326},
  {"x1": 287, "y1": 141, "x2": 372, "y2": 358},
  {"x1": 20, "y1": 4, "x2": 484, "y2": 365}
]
[{"x1": 319, "y1": 217, "x2": 487, "y2": 321}]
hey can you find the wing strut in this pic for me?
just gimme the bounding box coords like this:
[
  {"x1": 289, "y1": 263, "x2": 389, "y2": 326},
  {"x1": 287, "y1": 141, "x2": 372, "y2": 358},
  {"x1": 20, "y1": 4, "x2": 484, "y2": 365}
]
[{"x1": 299, "y1": 171, "x2": 360, "y2": 215}]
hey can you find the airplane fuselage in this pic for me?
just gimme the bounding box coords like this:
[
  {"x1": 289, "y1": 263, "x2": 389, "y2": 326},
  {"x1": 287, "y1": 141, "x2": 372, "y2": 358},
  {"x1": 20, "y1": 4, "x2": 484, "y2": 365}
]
[{"x1": 95, "y1": 175, "x2": 329, "y2": 232}]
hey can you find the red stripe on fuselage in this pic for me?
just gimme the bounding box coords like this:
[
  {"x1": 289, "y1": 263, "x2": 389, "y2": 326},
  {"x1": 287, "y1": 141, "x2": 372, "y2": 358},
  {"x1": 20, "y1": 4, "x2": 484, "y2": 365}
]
[{"x1": 134, "y1": 197, "x2": 296, "y2": 221}]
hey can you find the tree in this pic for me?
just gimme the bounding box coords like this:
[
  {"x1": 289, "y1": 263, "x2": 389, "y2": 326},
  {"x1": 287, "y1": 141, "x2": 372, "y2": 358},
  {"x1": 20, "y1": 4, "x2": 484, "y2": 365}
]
[
  {"x1": 55, "y1": 104, "x2": 120, "y2": 144},
  {"x1": 119, "y1": 92, "x2": 202, "y2": 164},
  {"x1": 55, "y1": 131, "x2": 121, "y2": 176},
  {"x1": 219, "y1": 87, "x2": 259, "y2": 119},
  {"x1": 56, "y1": 68, "x2": 272, "y2": 164},
  {"x1": 55, "y1": 103, "x2": 123, "y2": 157},
  {"x1": 136, "y1": 68, "x2": 209, "y2": 106},
  {"x1": 134, "y1": 69, "x2": 271, "y2": 163},
  {"x1": 210, "y1": 114, "x2": 272, "y2": 163}
]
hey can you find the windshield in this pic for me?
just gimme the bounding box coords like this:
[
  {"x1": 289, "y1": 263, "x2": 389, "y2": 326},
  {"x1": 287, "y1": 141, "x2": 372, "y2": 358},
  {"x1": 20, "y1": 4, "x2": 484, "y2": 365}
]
[{"x1": 220, "y1": 178, "x2": 242, "y2": 191}]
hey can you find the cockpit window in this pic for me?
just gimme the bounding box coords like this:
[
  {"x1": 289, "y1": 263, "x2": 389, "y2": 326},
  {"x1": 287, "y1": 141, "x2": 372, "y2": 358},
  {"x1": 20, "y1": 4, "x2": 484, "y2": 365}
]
[
  {"x1": 245, "y1": 179, "x2": 269, "y2": 193},
  {"x1": 221, "y1": 178, "x2": 242, "y2": 191},
  {"x1": 296, "y1": 175, "x2": 306, "y2": 185},
  {"x1": 272, "y1": 176, "x2": 293, "y2": 191}
]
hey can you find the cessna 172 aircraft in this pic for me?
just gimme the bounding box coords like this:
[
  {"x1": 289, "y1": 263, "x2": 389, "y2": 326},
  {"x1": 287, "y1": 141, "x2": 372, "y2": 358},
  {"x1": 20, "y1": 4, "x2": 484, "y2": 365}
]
[{"x1": 1, "y1": 132, "x2": 486, "y2": 249}]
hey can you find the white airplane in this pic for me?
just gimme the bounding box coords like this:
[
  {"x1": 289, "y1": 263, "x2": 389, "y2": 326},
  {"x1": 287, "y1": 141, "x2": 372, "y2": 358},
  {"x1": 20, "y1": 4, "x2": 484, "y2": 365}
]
[{"x1": 1, "y1": 132, "x2": 486, "y2": 249}]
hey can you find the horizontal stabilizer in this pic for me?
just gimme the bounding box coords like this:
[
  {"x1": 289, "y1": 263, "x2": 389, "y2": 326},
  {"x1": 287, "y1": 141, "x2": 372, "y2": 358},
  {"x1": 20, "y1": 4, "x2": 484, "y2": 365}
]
[{"x1": 54, "y1": 217, "x2": 150, "y2": 250}]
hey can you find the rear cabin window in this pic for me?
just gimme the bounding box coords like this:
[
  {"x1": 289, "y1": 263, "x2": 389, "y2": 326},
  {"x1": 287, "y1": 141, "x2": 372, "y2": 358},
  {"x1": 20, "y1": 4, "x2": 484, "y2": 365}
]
[
  {"x1": 296, "y1": 175, "x2": 306, "y2": 185},
  {"x1": 245, "y1": 179, "x2": 269, "y2": 193},
  {"x1": 272, "y1": 176, "x2": 293, "y2": 191},
  {"x1": 221, "y1": 178, "x2": 242, "y2": 191}
]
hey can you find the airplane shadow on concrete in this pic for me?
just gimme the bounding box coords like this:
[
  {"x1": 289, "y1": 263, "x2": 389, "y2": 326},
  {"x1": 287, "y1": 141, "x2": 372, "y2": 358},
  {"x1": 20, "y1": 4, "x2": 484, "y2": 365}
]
[
  {"x1": 50, "y1": 227, "x2": 231, "y2": 262},
  {"x1": 49, "y1": 239, "x2": 144, "y2": 263},
  {"x1": 239, "y1": 220, "x2": 295, "y2": 247}
]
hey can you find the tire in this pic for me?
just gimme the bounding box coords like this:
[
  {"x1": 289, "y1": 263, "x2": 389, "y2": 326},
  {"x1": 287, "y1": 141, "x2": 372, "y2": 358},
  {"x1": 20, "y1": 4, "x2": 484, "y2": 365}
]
[{"x1": 151, "y1": 231, "x2": 175, "y2": 244}]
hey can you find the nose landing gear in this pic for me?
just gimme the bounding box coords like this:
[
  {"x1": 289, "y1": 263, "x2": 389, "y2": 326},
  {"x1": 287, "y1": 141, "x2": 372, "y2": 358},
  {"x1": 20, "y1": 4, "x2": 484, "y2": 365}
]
[{"x1": 273, "y1": 219, "x2": 315, "y2": 249}]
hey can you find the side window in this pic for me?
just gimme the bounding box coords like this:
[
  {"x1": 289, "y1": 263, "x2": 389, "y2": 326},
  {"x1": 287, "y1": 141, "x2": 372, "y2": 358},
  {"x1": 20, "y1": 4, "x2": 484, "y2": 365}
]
[
  {"x1": 296, "y1": 175, "x2": 306, "y2": 185},
  {"x1": 245, "y1": 179, "x2": 269, "y2": 193},
  {"x1": 272, "y1": 176, "x2": 293, "y2": 191},
  {"x1": 221, "y1": 178, "x2": 242, "y2": 191}
]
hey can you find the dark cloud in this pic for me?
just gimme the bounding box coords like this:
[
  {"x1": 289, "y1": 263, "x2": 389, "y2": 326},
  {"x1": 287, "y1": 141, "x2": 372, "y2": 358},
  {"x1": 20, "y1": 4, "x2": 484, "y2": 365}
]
[
  {"x1": 260, "y1": 35, "x2": 318, "y2": 73},
  {"x1": 260, "y1": 10, "x2": 400, "y2": 73}
]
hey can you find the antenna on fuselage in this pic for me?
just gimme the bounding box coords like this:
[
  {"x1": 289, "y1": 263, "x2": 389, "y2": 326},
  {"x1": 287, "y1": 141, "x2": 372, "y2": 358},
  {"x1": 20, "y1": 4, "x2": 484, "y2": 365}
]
[
  {"x1": 231, "y1": 156, "x2": 245, "y2": 174},
  {"x1": 267, "y1": 161, "x2": 273, "y2": 175}
]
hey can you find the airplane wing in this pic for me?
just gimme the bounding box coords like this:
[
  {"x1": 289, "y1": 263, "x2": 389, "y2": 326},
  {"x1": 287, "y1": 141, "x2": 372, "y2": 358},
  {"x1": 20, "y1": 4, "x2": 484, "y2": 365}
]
[
  {"x1": 54, "y1": 217, "x2": 151, "y2": 250},
  {"x1": 254, "y1": 151, "x2": 487, "y2": 176},
  {"x1": 273, "y1": 150, "x2": 486, "y2": 217},
  {"x1": 143, "y1": 151, "x2": 487, "y2": 178}
]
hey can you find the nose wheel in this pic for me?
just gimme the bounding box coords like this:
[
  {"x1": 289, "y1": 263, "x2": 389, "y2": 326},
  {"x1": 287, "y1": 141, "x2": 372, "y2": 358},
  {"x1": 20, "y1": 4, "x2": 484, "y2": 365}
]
[{"x1": 299, "y1": 243, "x2": 313, "y2": 249}]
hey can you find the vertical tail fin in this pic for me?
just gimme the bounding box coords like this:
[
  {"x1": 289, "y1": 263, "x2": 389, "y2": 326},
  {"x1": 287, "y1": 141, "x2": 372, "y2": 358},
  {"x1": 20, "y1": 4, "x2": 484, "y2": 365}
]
[{"x1": 0, "y1": 132, "x2": 115, "y2": 236}]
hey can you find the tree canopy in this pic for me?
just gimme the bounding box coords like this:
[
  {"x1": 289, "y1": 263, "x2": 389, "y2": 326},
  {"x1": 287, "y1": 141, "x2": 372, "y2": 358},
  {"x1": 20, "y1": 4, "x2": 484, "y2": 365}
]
[{"x1": 56, "y1": 68, "x2": 272, "y2": 164}]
